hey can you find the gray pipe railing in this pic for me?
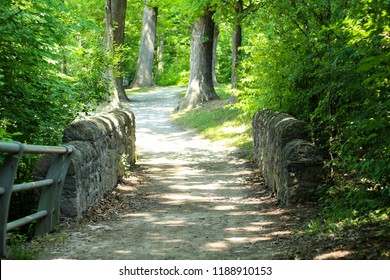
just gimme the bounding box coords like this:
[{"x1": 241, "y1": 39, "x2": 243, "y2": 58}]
[{"x1": 0, "y1": 141, "x2": 73, "y2": 258}]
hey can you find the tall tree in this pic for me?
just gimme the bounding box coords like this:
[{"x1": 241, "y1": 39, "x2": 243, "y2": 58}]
[
  {"x1": 105, "y1": 0, "x2": 129, "y2": 106},
  {"x1": 212, "y1": 25, "x2": 220, "y2": 86},
  {"x1": 179, "y1": 6, "x2": 219, "y2": 111},
  {"x1": 131, "y1": 2, "x2": 158, "y2": 88}
]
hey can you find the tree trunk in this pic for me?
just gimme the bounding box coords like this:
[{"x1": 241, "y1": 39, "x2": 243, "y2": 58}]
[
  {"x1": 154, "y1": 35, "x2": 164, "y2": 84},
  {"x1": 105, "y1": 0, "x2": 129, "y2": 106},
  {"x1": 179, "y1": 8, "x2": 219, "y2": 111},
  {"x1": 131, "y1": 5, "x2": 158, "y2": 88},
  {"x1": 212, "y1": 25, "x2": 219, "y2": 86}
]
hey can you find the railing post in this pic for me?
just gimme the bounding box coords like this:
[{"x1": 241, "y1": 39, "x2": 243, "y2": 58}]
[
  {"x1": 0, "y1": 143, "x2": 23, "y2": 258},
  {"x1": 52, "y1": 145, "x2": 73, "y2": 228},
  {"x1": 34, "y1": 146, "x2": 73, "y2": 236}
]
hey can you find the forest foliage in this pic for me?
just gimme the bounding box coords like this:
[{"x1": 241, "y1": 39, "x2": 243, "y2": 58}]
[
  {"x1": 0, "y1": 0, "x2": 115, "y2": 146},
  {"x1": 234, "y1": 0, "x2": 389, "y2": 227},
  {"x1": 238, "y1": 0, "x2": 389, "y2": 185},
  {"x1": 0, "y1": 0, "x2": 389, "y2": 231}
]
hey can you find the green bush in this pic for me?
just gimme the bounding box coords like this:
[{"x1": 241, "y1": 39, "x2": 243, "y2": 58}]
[
  {"x1": 0, "y1": 0, "x2": 112, "y2": 226},
  {"x1": 236, "y1": 0, "x2": 389, "y2": 230}
]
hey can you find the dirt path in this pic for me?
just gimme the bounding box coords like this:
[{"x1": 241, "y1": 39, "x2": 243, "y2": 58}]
[{"x1": 36, "y1": 87, "x2": 311, "y2": 260}]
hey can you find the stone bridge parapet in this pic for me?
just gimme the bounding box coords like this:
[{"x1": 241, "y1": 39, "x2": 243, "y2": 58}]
[
  {"x1": 34, "y1": 109, "x2": 136, "y2": 219},
  {"x1": 252, "y1": 109, "x2": 324, "y2": 205}
]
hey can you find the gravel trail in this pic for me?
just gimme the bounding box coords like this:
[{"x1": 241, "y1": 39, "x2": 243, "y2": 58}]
[{"x1": 38, "y1": 87, "x2": 288, "y2": 260}]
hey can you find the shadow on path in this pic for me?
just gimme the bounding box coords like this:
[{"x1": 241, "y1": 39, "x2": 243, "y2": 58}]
[{"x1": 38, "y1": 87, "x2": 306, "y2": 260}]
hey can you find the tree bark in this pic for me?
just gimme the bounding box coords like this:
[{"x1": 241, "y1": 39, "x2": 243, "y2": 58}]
[
  {"x1": 212, "y1": 25, "x2": 219, "y2": 86},
  {"x1": 131, "y1": 4, "x2": 158, "y2": 88},
  {"x1": 179, "y1": 8, "x2": 219, "y2": 111},
  {"x1": 154, "y1": 35, "x2": 164, "y2": 84},
  {"x1": 105, "y1": 0, "x2": 129, "y2": 106}
]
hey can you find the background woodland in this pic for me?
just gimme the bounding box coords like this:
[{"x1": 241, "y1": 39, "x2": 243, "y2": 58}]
[{"x1": 1, "y1": 0, "x2": 389, "y2": 237}]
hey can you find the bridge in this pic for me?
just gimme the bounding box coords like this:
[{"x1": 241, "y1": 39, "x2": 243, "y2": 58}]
[{"x1": 0, "y1": 87, "x2": 323, "y2": 259}]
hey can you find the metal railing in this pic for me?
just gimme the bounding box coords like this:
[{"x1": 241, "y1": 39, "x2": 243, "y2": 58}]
[{"x1": 0, "y1": 142, "x2": 74, "y2": 257}]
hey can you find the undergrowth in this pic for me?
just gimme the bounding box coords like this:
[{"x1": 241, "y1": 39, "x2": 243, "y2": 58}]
[
  {"x1": 6, "y1": 232, "x2": 39, "y2": 260},
  {"x1": 5, "y1": 227, "x2": 68, "y2": 260},
  {"x1": 309, "y1": 176, "x2": 390, "y2": 235}
]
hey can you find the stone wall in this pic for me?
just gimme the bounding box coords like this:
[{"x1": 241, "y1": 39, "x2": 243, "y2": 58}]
[
  {"x1": 252, "y1": 109, "x2": 324, "y2": 205},
  {"x1": 34, "y1": 109, "x2": 136, "y2": 219}
]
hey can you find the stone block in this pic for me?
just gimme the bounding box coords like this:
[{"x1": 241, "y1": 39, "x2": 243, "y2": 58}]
[
  {"x1": 34, "y1": 108, "x2": 136, "y2": 219},
  {"x1": 252, "y1": 109, "x2": 325, "y2": 205}
]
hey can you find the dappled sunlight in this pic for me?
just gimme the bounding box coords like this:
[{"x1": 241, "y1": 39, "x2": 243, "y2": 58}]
[
  {"x1": 159, "y1": 194, "x2": 218, "y2": 203},
  {"x1": 262, "y1": 209, "x2": 288, "y2": 215},
  {"x1": 169, "y1": 183, "x2": 224, "y2": 191},
  {"x1": 143, "y1": 158, "x2": 193, "y2": 166},
  {"x1": 119, "y1": 185, "x2": 138, "y2": 192},
  {"x1": 29, "y1": 77, "x2": 381, "y2": 260},
  {"x1": 120, "y1": 212, "x2": 152, "y2": 218},
  {"x1": 110, "y1": 185, "x2": 290, "y2": 258},
  {"x1": 162, "y1": 239, "x2": 185, "y2": 244},
  {"x1": 314, "y1": 250, "x2": 352, "y2": 260},
  {"x1": 226, "y1": 211, "x2": 263, "y2": 216},
  {"x1": 203, "y1": 241, "x2": 229, "y2": 251},
  {"x1": 268, "y1": 230, "x2": 292, "y2": 236},
  {"x1": 115, "y1": 250, "x2": 133, "y2": 255},
  {"x1": 203, "y1": 236, "x2": 272, "y2": 252},
  {"x1": 213, "y1": 205, "x2": 238, "y2": 211},
  {"x1": 220, "y1": 124, "x2": 248, "y2": 135},
  {"x1": 154, "y1": 219, "x2": 191, "y2": 226},
  {"x1": 39, "y1": 88, "x2": 304, "y2": 260},
  {"x1": 250, "y1": 221, "x2": 274, "y2": 226},
  {"x1": 113, "y1": 170, "x2": 290, "y2": 259},
  {"x1": 225, "y1": 225, "x2": 264, "y2": 232},
  {"x1": 224, "y1": 237, "x2": 266, "y2": 243}
]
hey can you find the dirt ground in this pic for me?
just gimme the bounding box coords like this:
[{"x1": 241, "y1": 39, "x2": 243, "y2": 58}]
[{"x1": 33, "y1": 87, "x2": 389, "y2": 260}]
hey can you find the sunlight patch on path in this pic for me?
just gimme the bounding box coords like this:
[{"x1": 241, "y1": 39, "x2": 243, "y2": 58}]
[{"x1": 37, "y1": 87, "x2": 288, "y2": 260}]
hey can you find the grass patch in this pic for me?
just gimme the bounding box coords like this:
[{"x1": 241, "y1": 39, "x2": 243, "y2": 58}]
[
  {"x1": 125, "y1": 87, "x2": 158, "y2": 95},
  {"x1": 172, "y1": 85, "x2": 253, "y2": 158},
  {"x1": 4, "y1": 226, "x2": 69, "y2": 260},
  {"x1": 215, "y1": 85, "x2": 233, "y2": 100},
  {"x1": 6, "y1": 233, "x2": 40, "y2": 260}
]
